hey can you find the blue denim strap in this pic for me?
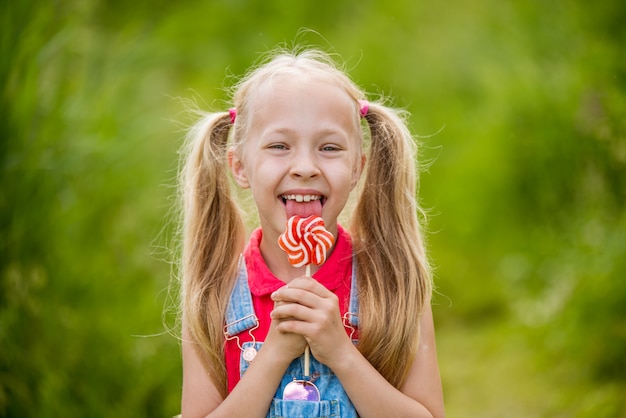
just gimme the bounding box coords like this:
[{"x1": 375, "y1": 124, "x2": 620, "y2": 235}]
[
  {"x1": 346, "y1": 256, "x2": 359, "y2": 328},
  {"x1": 224, "y1": 258, "x2": 258, "y2": 337}
]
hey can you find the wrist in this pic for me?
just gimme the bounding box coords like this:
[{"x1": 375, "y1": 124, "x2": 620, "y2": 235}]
[
  {"x1": 259, "y1": 338, "x2": 303, "y2": 368},
  {"x1": 325, "y1": 337, "x2": 360, "y2": 374}
]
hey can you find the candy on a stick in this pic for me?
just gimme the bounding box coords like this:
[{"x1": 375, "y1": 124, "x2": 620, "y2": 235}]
[
  {"x1": 278, "y1": 215, "x2": 334, "y2": 269},
  {"x1": 278, "y1": 215, "x2": 334, "y2": 402}
]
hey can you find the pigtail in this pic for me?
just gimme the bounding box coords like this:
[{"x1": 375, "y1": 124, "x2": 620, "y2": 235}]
[
  {"x1": 351, "y1": 102, "x2": 432, "y2": 388},
  {"x1": 180, "y1": 111, "x2": 245, "y2": 396}
]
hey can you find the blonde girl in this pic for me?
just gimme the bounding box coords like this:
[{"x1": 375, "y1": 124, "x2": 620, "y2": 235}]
[{"x1": 179, "y1": 48, "x2": 444, "y2": 417}]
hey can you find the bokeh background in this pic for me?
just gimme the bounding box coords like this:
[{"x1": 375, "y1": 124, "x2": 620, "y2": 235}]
[{"x1": 2, "y1": 0, "x2": 625, "y2": 416}]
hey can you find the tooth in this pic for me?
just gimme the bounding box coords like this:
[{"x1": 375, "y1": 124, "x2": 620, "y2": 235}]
[{"x1": 282, "y1": 194, "x2": 323, "y2": 202}]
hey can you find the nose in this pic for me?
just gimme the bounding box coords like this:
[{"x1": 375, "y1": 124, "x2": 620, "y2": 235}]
[{"x1": 290, "y1": 148, "x2": 320, "y2": 179}]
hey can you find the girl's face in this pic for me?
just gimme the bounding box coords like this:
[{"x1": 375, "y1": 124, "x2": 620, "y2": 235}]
[{"x1": 229, "y1": 74, "x2": 364, "y2": 247}]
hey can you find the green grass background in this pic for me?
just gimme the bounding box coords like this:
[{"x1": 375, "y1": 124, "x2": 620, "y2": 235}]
[{"x1": 2, "y1": 0, "x2": 625, "y2": 416}]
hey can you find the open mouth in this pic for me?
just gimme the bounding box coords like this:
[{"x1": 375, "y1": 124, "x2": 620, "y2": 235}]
[{"x1": 280, "y1": 194, "x2": 326, "y2": 218}]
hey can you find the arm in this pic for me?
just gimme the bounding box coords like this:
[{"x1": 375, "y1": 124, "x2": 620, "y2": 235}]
[
  {"x1": 181, "y1": 319, "x2": 307, "y2": 418},
  {"x1": 271, "y1": 278, "x2": 445, "y2": 418},
  {"x1": 332, "y1": 303, "x2": 445, "y2": 417}
]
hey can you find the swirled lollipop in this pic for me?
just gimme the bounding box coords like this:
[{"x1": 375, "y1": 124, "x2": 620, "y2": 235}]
[
  {"x1": 278, "y1": 215, "x2": 334, "y2": 402},
  {"x1": 278, "y1": 215, "x2": 334, "y2": 269}
]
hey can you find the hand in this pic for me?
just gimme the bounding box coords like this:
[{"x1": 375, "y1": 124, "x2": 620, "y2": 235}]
[
  {"x1": 270, "y1": 276, "x2": 353, "y2": 368},
  {"x1": 263, "y1": 299, "x2": 308, "y2": 362}
]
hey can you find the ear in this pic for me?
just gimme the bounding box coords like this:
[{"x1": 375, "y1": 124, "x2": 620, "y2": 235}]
[
  {"x1": 351, "y1": 153, "x2": 366, "y2": 189},
  {"x1": 227, "y1": 147, "x2": 250, "y2": 188}
]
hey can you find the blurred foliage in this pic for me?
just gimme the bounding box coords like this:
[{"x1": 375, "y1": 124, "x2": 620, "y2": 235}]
[{"x1": 1, "y1": 0, "x2": 624, "y2": 416}]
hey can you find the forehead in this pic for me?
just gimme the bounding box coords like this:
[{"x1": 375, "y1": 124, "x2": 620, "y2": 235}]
[{"x1": 248, "y1": 73, "x2": 359, "y2": 135}]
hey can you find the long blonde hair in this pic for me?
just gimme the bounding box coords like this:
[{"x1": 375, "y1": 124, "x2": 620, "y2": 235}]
[{"x1": 179, "y1": 48, "x2": 431, "y2": 396}]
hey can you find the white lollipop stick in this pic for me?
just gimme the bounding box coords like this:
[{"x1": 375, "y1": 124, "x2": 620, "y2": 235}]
[
  {"x1": 304, "y1": 263, "x2": 312, "y2": 376},
  {"x1": 278, "y1": 216, "x2": 334, "y2": 381}
]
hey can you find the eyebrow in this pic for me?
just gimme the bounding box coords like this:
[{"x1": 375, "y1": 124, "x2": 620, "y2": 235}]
[{"x1": 263, "y1": 127, "x2": 349, "y2": 140}]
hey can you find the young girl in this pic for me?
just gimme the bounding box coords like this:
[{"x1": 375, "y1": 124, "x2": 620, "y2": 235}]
[{"x1": 179, "y1": 48, "x2": 445, "y2": 417}]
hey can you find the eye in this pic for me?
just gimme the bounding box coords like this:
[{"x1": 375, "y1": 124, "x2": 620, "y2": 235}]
[
  {"x1": 321, "y1": 144, "x2": 342, "y2": 152},
  {"x1": 267, "y1": 143, "x2": 288, "y2": 150}
]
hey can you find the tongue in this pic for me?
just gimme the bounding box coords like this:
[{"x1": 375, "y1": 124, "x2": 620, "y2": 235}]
[{"x1": 285, "y1": 199, "x2": 323, "y2": 218}]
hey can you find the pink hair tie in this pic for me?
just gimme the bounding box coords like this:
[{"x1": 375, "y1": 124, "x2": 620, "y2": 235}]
[
  {"x1": 358, "y1": 100, "x2": 369, "y2": 118},
  {"x1": 228, "y1": 108, "x2": 237, "y2": 124}
]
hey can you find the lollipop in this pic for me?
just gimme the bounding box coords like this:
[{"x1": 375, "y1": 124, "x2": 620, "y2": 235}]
[
  {"x1": 278, "y1": 215, "x2": 334, "y2": 270},
  {"x1": 278, "y1": 215, "x2": 334, "y2": 402}
]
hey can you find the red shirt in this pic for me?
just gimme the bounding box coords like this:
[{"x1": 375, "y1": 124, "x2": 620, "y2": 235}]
[{"x1": 225, "y1": 225, "x2": 354, "y2": 392}]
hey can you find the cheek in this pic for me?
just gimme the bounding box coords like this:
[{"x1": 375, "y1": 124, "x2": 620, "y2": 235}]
[{"x1": 331, "y1": 166, "x2": 359, "y2": 196}]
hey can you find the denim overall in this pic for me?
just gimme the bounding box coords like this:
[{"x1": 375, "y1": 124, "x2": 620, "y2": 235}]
[{"x1": 225, "y1": 259, "x2": 360, "y2": 418}]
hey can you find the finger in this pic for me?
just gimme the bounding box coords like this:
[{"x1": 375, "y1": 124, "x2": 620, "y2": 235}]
[
  {"x1": 272, "y1": 280, "x2": 336, "y2": 308},
  {"x1": 272, "y1": 287, "x2": 320, "y2": 309},
  {"x1": 287, "y1": 277, "x2": 331, "y2": 297},
  {"x1": 275, "y1": 319, "x2": 312, "y2": 337},
  {"x1": 272, "y1": 299, "x2": 342, "y2": 338},
  {"x1": 271, "y1": 301, "x2": 315, "y2": 323},
  {"x1": 274, "y1": 309, "x2": 344, "y2": 344}
]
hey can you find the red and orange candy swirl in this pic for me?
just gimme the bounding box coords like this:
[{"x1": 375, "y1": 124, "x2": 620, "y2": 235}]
[{"x1": 278, "y1": 216, "x2": 334, "y2": 268}]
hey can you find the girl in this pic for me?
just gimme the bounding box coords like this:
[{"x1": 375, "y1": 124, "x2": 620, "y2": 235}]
[{"x1": 179, "y1": 48, "x2": 445, "y2": 417}]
